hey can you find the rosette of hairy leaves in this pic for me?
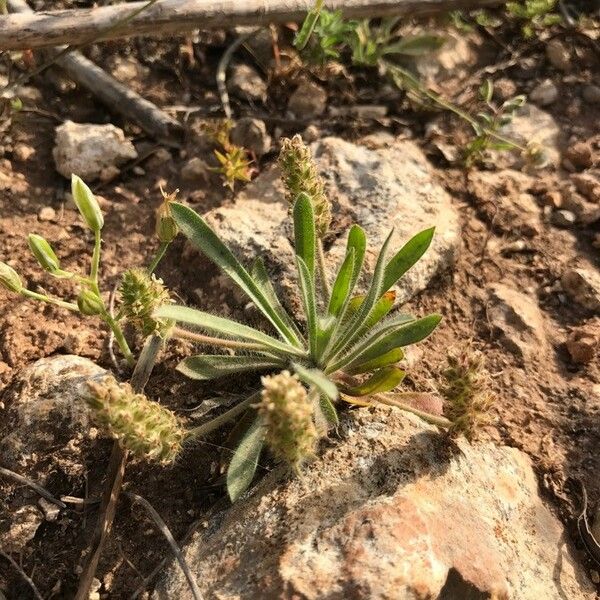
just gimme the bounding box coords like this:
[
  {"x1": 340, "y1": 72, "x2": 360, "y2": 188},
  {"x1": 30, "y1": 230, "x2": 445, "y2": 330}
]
[
  {"x1": 86, "y1": 377, "x2": 185, "y2": 463},
  {"x1": 155, "y1": 156, "x2": 442, "y2": 499},
  {"x1": 119, "y1": 268, "x2": 172, "y2": 337}
]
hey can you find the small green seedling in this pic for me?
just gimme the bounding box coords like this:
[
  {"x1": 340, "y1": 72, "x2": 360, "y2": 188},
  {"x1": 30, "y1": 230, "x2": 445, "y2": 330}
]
[
  {"x1": 154, "y1": 136, "x2": 446, "y2": 501},
  {"x1": 506, "y1": 0, "x2": 561, "y2": 37},
  {"x1": 0, "y1": 175, "x2": 177, "y2": 365}
]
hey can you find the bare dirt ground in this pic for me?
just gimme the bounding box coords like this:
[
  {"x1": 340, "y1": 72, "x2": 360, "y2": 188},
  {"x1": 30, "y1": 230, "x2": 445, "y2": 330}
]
[{"x1": 1, "y1": 9, "x2": 599, "y2": 599}]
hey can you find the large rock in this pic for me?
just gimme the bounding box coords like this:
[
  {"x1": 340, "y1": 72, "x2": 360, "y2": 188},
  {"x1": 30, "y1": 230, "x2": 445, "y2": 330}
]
[
  {"x1": 155, "y1": 407, "x2": 594, "y2": 599},
  {"x1": 53, "y1": 121, "x2": 138, "y2": 181},
  {"x1": 0, "y1": 355, "x2": 105, "y2": 480},
  {"x1": 195, "y1": 137, "x2": 460, "y2": 308}
]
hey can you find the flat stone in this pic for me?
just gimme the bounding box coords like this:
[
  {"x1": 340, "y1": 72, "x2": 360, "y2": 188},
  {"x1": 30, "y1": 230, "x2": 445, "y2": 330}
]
[
  {"x1": 487, "y1": 283, "x2": 548, "y2": 362},
  {"x1": 228, "y1": 64, "x2": 267, "y2": 103},
  {"x1": 0, "y1": 355, "x2": 105, "y2": 480},
  {"x1": 529, "y1": 79, "x2": 558, "y2": 106},
  {"x1": 288, "y1": 81, "x2": 328, "y2": 119},
  {"x1": 191, "y1": 137, "x2": 460, "y2": 310},
  {"x1": 501, "y1": 105, "x2": 561, "y2": 167},
  {"x1": 53, "y1": 121, "x2": 137, "y2": 182},
  {"x1": 155, "y1": 408, "x2": 594, "y2": 600},
  {"x1": 561, "y1": 267, "x2": 600, "y2": 312}
]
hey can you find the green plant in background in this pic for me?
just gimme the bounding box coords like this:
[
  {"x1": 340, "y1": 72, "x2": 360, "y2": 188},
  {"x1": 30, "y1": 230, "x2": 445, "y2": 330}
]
[
  {"x1": 506, "y1": 0, "x2": 561, "y2": 37},
  {"x1": 463, "y1": 79, "x2": 528, "y2": 166},
  {"x1": 0, "y1": 175, "x2": 177, "y2": 366},
  {"x1": 154, "y1": 136, "x2": 449, "y2": 501},
  {"x1": 205, "y1": 119, "x2": 253, "y2": 191}
]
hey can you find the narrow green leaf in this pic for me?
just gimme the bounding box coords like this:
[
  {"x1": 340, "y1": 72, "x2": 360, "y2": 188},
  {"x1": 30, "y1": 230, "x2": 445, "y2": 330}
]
[
  {"x1": 293, "y1": 193, "x2": 316, "y2": 279},
  {"x1": 343, "y1": 367, "x2": 406, "y2": 396},
  {"x1": 177, "y1": 355, "x2": 285, "y2": 380},
  {"x1": 382, "y1": 227, "x2": 435, "y2": 293},
  {"x1": 346, "y1": 347, "x2": 404, "y2": 375},
  {"x1": 226, "y1": 415, "x2": 265, "y2": 502},
  {"x1": 325, "y1": 230, "x2": 394, "y2": 362},
  {"x1": 296, "y1": 255, "x2": 318, "y2": 358},
  {"x1": 155, "y1": 304, "x2": 305, "y2": 357},
  {"x1": 313, "y1": 393, "x2": 339, "y2": 433},
  {"x1": 250, "y1": 257, "x2": 304, "y2": 345},
  {"x1": 328, "y1": 248, "x2": 355, "y2": 316},
  {"x1": 331, "y1": 313, "x2": 442, "y2": 372},
  {"x1": 294, "y1": 0, "x2": 324, "y2": 50},
  {"x1": 170, "y1": 202, "x2": 300, "y2": 347},
  {"x1": 346, "y1": 225, "x2": 367, "y2": 293},
  {"x1": 293, "y1": 362, "x2": 338, "y2": 401}
]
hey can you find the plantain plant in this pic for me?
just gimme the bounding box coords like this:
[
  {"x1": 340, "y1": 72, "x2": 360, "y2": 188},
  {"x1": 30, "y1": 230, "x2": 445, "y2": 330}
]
[{"x1": 154, "y1": 136, "x2": 447, "y2": 501}]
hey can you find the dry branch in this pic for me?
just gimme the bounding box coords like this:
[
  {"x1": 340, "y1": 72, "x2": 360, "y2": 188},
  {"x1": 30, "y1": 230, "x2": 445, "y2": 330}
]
[
  {"x1": 6, "y1": 0, "x2": 182, "y2": 142},
  {"x1": 0, "y1": 0, "x2": 505, "y2": 50}
]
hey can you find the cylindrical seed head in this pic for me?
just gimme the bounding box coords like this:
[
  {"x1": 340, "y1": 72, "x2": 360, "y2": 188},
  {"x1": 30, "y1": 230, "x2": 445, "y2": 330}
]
[{"x1": 85, "y1": 376, "x2": 185, "y2": 463}]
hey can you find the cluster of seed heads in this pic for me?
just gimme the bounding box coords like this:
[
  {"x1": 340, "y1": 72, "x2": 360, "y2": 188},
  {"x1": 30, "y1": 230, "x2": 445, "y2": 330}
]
[
  {"x1": 278, "y1": 134, "x2": 331, "y2": 237},
  {"x1": 258, "y1": 371, "x2": 318, "y2": 471},
  {"x1": 86, "y1": 376, "x2": 185, "y2": 463},
  {"x1": 119, "y1": 268, "x2": 172, "y2": 337},
  {"x1": 442, "y1": 348, "x2": 493, "y2": 440}
]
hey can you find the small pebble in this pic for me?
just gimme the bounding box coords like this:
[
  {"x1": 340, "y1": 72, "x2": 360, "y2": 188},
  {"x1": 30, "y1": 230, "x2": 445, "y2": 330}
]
[
  {"x1": 551, "y1": 209, "x2": 576, "y2": 227},
  {"x1": 530, "y1": 79, "x2": 558, "y2": 106},
  {"x1": 582, "y1": 84, "x2": 600, "y2": 105},
  {"x1": 13, "y1": 143, "x2": 35, "y2": 162},
  {"x1": 546, "y1": 39, "x2": 571, "y2": 72},
  {"x1": 38, "y1": 206, "x2": 56, "y2": 221}
]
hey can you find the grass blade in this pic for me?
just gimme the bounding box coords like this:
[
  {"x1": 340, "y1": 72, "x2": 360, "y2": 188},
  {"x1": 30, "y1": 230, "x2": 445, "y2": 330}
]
[
  {"x1": 293, "y1": 362, "x2": 338, "y2": 401},
  {"x1": 345, "y1": 347, "x2": 404, "y2": 375},
  {"x1": 251, "y1": 257, "x2": 304, "y2": 345},
  {"x1": 226, "y1": 415, "x2": 265, "y2": 502},
  {"x1": 177, "y1": 355, "x2": 286, "y2": 380},
  {"x1": 381, "y1": 227, "x2": 435, "y2": 293},
  {"x1": 343, "y1": 367, "x2": 406, "y2": 396},
  {"x1": 293, "y1": 193, "x2": 316, "y2": 279},
  {"x1": 156, "y1": 305, "x2": 305, "y2": 357},
  {"x1": 294, "y1": 0, "x2": 324, "y2": 51},
  {"x1": 346, "y1": 225, "x2": 367, "y2": 294},
  {"x1": 328, "y1": 248, "x2": 355, "y2": 316},
  {"x1": 170, "y1": 202, "x2": 301, "y2": 347},
  {"x1": 296, "y1": 255, "x2": 318, "y2": 359}
]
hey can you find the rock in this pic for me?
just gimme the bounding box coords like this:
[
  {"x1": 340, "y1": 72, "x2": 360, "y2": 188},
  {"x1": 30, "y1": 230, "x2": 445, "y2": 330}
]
[
  {"x1": 566, "y1": 324, "x2": 598, "y2": 364},
  {"x1": 228, "y1": 64, "x2": 267, "y2": 103},
  {"x1": 53, "y1": 121, "x2": 137, "y2": 181},
  {"x1": 192, "y1": 137, "x2": 460, "y2": 309},
  {"x1": 559, "y1": 185, "x2": 600, "y2": 225},
  {"x1": 108, "y1": 55, "x2": 150, "y2": 84},
  {"x1": 38, "y1": 206, "x2": 56, "y2": 222},
  {"x1": 467, "y1": 170, "x2": 541, "y2": 236},
  {"x1": 230, "y1": 117, "x2": 271, "y2": 156},
  {"x1": 501, "y1": 105, "x2": 561, "y2": 167},
  {"x1": 582, "y1": 84, "x2": 600, "y2": 104},
  {"x1": 12, "y1": 142, "x2": 35, "y2": 162},
  {"x1": 288, "y1": 81, "x2": 328, "y2": 119},
  {"x1": 493, "y1": 77, "x2": 517, "y2": 101},
  {"x1": 414, "y1": 33, "x2": 475, "y2": 81},
  {"x1": 546, "y1": 39, "x2": 571, "y2": 72},
  {"x1": 552, "y1": 209, "x2": 577, "y2": 227},
  {"x1": 0, "y1": 355, "x2": 105, "y2": 480},
  {"x1": 155, "y1": 408, "x2": 594, "y2": 600},
  {"x1": 302, "y1": 124, "x2": 320, "y2": 143},
  {"x1": 529, "y1": 79, "x2": 558, "y2": 106},
  {"x1": 487, "y1": 283, "x2": 547, "y2": 361},
  {"x1": 564, "y1": 141, "x2": 593, "y2": 171},
  {"x1": 181, "y1": 157, "x2": 209, "y2": 183},
  {"x1": 561, "y1": 267, "x2": 600, "y2": 312},
  {"x1": 571, "y1": 172, "x2": 600, "y2": 203},
  {"x1": 1, "y1": 505, "x2": 43, "y2": 553}
]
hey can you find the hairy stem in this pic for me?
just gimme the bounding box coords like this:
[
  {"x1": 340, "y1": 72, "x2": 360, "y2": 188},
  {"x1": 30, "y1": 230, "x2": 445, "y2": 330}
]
[
  {"x1": 187, "y1": 394, "x2": 257, "y2": 439},
  {"x1": 103, "y1": 312, "x2": 135, "y2": 366},
  {"x1": 20, "y1": 289, "x2": 79, "y2": 311},
  {"x1": 148, "y1": 241, "x2": 169, "y2": 274},
  {"x1": 172, "y1": 326, "x2": 271, "y2": 352},
  {"x1": 74, "y1": 334, "x2": 163, "y2": 600},
  {"x1": 90, "y1": 229, "x2": 102, "y2": 289},
  {"x1": 373, "y1": 393, "x2": 452, "y2": 428}
]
